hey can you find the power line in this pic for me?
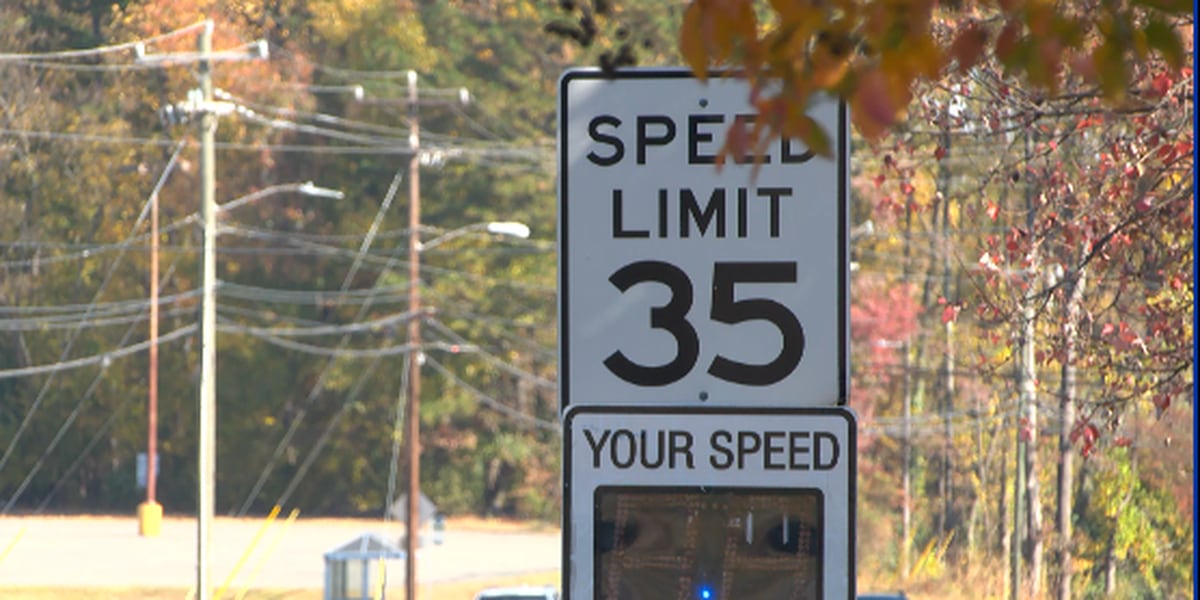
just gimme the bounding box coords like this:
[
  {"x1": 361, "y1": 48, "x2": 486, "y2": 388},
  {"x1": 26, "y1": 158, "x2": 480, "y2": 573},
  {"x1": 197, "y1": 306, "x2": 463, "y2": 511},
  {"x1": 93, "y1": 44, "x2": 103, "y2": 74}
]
[
  {"x1": 234, "y1": 166, "x2": 411, "y2": 516},
  {"x1": 424, "y1": 356, "x2": 558, "y2": 432},
  {"x1": 222, "y1": 324, "x2": 468, "y2": 358},
  {"x1": 0, "y1": 246, "x2": 177, "y2": 513},
  {"x1": 0, "y1": 306, "x2": 195, "y2": 331},
  {"x1": 0, "y1": 324, "x2": 196, "y2": 381},
  {"x1": 216, "y1": 310, "x2": 419, "y2": 338},
  {"x1": 0, "y1": 140, "x2": 184, "y2": 476},
  {"x1": 34, "y1": 392, "x2": 137, "y2": 513},
  {"x1": 0, "y1": 21, "x2": 208, "y2": 61},
  {"x1": 423, "y1": 318, "x2": 556, "y2": 391},
  {"x1": 0, "y1": 290, "x2": 199, "y2": 317},
  {"x1": 272, "y1": 354, "x2": 387, "y2": 509}
]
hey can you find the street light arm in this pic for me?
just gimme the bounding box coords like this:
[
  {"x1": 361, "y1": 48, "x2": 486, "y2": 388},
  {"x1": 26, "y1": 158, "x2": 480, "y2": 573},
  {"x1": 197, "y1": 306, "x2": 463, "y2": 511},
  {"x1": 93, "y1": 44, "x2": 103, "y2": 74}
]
[
  {"x1": 216, "y1": 182, "x2": 344, "y2": 213},
  {"x1": 417, "y1": 221, "x2": 530, "y2": 252}
]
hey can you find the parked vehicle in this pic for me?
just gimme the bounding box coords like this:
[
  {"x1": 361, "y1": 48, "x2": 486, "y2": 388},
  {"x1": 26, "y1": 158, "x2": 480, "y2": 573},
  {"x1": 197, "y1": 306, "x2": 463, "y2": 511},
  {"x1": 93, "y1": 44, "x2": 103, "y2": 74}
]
[{"x1": 473, "y1": 584, "x2": 559, "y2": 600}]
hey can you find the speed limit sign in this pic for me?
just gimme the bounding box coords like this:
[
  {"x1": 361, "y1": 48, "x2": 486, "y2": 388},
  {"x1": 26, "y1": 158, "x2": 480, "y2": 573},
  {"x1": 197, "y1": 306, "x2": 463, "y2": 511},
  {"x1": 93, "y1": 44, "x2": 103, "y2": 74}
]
[{"x1": 558, "y1": 68, "x2": 849, "y2": 411}]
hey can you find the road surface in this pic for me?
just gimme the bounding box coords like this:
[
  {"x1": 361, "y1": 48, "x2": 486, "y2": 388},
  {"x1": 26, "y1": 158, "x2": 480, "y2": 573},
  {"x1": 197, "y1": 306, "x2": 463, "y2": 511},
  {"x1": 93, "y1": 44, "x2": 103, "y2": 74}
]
[{"x1": 0, "y1": 515, "x2": 560, "y2": 591}]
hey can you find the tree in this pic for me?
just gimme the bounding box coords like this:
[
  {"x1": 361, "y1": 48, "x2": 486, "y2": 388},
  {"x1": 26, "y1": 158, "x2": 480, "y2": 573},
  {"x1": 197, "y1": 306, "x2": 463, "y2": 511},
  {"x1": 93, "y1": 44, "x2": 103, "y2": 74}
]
[{"x1": 550, "y1": 0, "x2": 1191, "y2": 154}]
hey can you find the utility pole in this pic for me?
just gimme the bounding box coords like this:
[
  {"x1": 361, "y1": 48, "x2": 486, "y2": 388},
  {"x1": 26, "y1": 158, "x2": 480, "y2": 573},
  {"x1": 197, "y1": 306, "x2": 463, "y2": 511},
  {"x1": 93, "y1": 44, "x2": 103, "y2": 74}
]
[
  {"x1": 137, "y1": 186, "x2": 162, "y2": 538},
  {"x1": 197, "y1": 18, "x2": 217, "y2": 600},
  {"x1": 404, "y1": 68, "x2": 422, "y2": 600}
]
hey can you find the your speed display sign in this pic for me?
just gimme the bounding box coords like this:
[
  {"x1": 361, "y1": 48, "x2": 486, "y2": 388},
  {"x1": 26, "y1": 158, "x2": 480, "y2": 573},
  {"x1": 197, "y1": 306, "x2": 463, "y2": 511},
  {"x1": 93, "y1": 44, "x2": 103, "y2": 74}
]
[{"x1": 558, "y1": 68, "x2": 848, "y2": 411}]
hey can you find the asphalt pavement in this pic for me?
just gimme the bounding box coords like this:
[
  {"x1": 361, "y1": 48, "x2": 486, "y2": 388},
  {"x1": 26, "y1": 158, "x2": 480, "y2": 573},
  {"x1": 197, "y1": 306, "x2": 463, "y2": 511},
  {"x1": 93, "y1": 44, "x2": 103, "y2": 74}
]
[{"x1": 0, "y1": 515, "x2": 560, "y2": 591}]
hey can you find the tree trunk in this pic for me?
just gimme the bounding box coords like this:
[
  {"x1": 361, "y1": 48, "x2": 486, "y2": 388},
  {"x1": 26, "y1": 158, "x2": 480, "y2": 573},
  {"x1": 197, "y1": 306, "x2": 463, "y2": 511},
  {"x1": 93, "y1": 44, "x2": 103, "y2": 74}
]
[
  {"x1": 938, "y1": 130, "x2": 956, "y2": 543},
  {"x1": 1000, "y1": 409, "x2": 1011, "y2": 595},
  {"x1": 1019, "y1": 125, "x2": 1044, "y2": 599},
  {"x1": 900, "y1": 192, "x2": 915, "y2": 580},
  {"x1": 901, "y1": 338, "x2": 913, "y2": 579},
  {"x1": 1056, "y1": 267, "x2": 1085, "y2": 600},
  {"x1": 1023, "y1": 297, "x2": 1044, "y2": 597}
]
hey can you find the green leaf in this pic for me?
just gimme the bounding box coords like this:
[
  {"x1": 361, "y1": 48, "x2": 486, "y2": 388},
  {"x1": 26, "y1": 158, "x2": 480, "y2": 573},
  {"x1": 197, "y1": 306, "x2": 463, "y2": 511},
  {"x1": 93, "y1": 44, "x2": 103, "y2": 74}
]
[{"x1": 1144, "y1": 18, "x2": 1185, "y2": 69}]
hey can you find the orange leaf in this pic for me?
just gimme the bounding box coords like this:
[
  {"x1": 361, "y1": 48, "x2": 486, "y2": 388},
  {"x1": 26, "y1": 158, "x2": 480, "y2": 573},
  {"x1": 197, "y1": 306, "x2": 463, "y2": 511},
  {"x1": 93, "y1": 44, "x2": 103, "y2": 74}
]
[
  {"x1": 995, "y1": 20, "x2": 1021, "y2": 62},
  {"x1": 680, "y1": 1, "x2": 710, "y2": 78},
  {"x1": 781, "y1": 111, "x2": 832, "y2": 158},
  {"x1": 986, "y1": 201, "x2": 999, "y2": 220},
  {"x1": 850, "y1": 68, "x2": 898, "y2": 139},
  {"x1": 949, "y1": 22, "x2": 988, "y2": 73}
]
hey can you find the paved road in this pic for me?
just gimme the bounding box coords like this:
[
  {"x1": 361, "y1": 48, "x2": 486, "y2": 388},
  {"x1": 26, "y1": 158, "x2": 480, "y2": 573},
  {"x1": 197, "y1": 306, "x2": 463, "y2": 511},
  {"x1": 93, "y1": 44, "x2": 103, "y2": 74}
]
[{"x1": 0, "y1": 515, "x2": 560, "y2": 591}]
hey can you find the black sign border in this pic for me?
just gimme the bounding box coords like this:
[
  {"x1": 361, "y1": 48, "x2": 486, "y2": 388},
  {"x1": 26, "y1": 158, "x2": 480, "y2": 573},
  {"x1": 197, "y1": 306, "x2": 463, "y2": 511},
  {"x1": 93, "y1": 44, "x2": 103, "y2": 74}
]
[{"x1": 557, "y1": 67, "x2": 851, "y2": 412}]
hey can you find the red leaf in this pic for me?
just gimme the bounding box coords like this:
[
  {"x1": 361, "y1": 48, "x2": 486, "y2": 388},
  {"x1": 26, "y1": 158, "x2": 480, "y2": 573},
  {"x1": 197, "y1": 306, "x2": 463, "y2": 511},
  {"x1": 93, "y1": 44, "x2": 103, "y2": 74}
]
[
  {"x1": 941, "y1": 304, "x2": 960, "y2": 324},
  {"x1": 934, "y1": 145, "x2": 947, "y2": 160},
  {"x1": 986, "y1": 201, "x2": 999, "y2": 220},
  {"x1": 873, "y1": 174, "x2": 886, "y2": 188}
]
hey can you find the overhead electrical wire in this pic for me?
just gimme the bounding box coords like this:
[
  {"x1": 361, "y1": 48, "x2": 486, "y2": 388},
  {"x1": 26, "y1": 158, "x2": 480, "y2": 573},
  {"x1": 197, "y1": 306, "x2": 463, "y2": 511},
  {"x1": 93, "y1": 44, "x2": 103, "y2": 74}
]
[
  {"x1": 0, "y1": 140, "x2": 185, "y2": 478},
  {"x1": 0, "y1": 290, "x2": 199, "y2": 317},
  {"x1": 0, "y1": 21, "x2": 208, "y2": 62},
  {"x1": 0, "y1": 305, "x2": 196, "y2": 332},
  {"x1": 235, "y1": 166, "x2": 412, "y2": 516},
  {"x1": 271, "y1": 354, "x2": 386, "y2": 509},
  {"x1": 34, "y1": 390, "x2": 135, "y2": 512},
  {"x1": 423, "y1": 318, "x2": 556, "y2": 391},
  {"x1": 0, "y1": 323, "x2": 196, "y2": 381},
  {"x1": 219, "y1": 284, "x2": 410, "y2": 307},
  {"x1": 223, "y1": 323, "x2": 471, "y2": 358},
  {"x1": 0, "y1": 127, "x2": 553, "y2": 161},
  {"x1": 217, "y1": 310, "x2": 420, "y2": 338},
  {"x1": 1, "y1": 261, "x2": 179, "y2": 513},
  {"x1": 384, "y1": 353, "x2": 409, "y2": 524},
  {"x1": 424, "y1": 356, "x2": 558, "y2": 432},
  {"x1": 215, "y1": 89, "x2": 414, "y2": 140}
]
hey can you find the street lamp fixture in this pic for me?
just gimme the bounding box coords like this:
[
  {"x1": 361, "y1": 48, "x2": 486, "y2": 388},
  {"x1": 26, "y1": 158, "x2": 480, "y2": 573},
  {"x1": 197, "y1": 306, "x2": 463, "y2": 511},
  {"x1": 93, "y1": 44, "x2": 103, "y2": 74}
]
[
  {"x1": 416, "y1": 221, "x2": 530, "y2": 252},
  {"x1": 485, "y1": 221, "x2": 530, "y2": 239}
]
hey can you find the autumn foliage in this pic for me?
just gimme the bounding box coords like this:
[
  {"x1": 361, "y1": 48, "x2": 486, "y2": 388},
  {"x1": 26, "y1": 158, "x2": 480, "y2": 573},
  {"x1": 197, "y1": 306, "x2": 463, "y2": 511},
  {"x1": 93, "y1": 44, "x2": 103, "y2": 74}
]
[{"x1": 675, "y1": 0, "x2": 1191, "y2": 150}]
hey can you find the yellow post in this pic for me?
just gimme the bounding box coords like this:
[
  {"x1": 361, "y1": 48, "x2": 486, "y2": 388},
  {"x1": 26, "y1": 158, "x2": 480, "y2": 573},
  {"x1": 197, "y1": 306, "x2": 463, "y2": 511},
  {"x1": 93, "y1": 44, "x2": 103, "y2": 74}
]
[
  {"x1": 213, "y1": 505, "x2": 281, "y2": 599},
  {"x1": 234, "y1": 508, "x2": 300, "y2": 600},
  {"x1": 0, "y1": 526, "x2": 26, "y2": 565},
  {"x1": 138, "y1": 500, "x2": 163, "y2": 537},
  {"x1": 373, "y1": 557, "x2": 387, "y2": 600}
]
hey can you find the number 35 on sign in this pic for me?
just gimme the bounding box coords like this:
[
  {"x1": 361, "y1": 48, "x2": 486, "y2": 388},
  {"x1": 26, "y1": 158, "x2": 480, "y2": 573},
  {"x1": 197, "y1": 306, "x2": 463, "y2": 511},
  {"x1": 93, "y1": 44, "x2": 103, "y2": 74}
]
[{"x1": 558, "y1": 69, "x2": 850, "y2": 412}]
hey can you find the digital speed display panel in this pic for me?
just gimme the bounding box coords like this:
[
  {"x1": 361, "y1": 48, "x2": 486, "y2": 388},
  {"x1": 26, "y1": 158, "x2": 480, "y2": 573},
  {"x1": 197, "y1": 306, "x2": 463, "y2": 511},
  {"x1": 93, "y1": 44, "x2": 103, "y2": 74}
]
[
  {"x1": 564, "y1": 407, "x2": 855, "y2": 599},
  {"x1": 594, "y1": 486, "x2": 823, "y2": 600}
]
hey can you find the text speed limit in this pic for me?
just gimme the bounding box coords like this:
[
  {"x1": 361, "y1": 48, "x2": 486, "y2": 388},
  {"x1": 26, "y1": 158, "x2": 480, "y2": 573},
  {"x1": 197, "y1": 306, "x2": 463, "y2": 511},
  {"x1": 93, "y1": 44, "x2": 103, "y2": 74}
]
[{"x1": 558, "y1": 69, "x2": 848, "y2": 410}]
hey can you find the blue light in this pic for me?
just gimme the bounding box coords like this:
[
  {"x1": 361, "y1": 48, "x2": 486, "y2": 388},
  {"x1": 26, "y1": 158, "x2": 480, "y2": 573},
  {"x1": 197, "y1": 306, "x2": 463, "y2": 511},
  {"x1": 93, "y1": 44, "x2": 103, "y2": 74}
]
[{"x1": 698, "y1": 585, "x2": 714, "y2": 600}]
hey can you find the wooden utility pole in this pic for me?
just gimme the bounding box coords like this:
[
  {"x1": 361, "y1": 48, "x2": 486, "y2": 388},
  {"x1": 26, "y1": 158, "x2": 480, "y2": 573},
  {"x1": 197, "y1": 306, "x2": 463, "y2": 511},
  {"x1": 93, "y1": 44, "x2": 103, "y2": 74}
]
[
  {"x1": 197, "y1": 18, "x2": 218, "y2": 600},
  {"x1": 136, "y1": 186, "x2": 162, "y2": 538},
  {"x1": 404, "y1": 68, "x2": 422, "y2": 600}
]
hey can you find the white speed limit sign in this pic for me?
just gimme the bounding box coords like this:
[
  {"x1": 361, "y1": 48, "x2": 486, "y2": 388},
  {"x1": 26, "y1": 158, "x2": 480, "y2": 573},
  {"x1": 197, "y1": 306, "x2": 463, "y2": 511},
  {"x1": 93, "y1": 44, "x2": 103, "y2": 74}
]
[{"x1": 558, "y1": 68, "x2": 849, "y2": 411}]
